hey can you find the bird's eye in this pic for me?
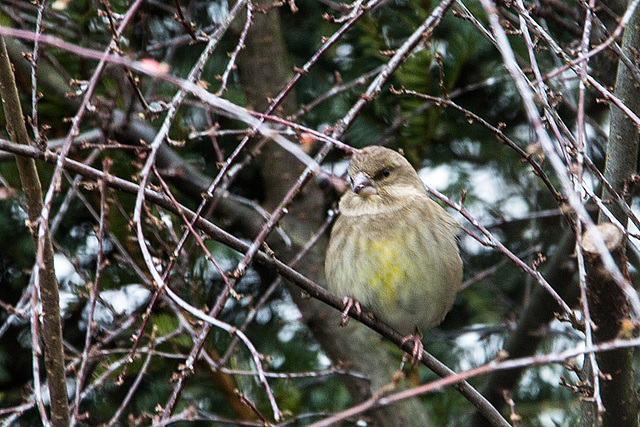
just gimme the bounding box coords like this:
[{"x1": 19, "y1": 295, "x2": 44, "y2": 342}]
[{"x1": 373, "y1": 167, "x2": 392, "y2": 180}]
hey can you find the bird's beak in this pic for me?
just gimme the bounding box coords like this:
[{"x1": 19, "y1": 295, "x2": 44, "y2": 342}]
[{"x1": 352, "y1": 172, "x2": 378, "y2": 196}]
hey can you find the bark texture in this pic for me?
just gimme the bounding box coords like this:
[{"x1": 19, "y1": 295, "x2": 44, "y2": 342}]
[
  {"x1": 581, "y1": 224, "x2": 638, "y2": 427},
  {"x1": 581, "y1": 5, "x2": 640, "y2": 426}
]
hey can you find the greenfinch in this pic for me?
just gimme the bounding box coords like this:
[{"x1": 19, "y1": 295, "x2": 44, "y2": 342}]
[{"x1": 325, "y1": 146, "x2": 462, "y2": 342}]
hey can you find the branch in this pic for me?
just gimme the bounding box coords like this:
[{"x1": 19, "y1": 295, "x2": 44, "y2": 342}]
[
  {"x1": 309, "y1": 334, "x2": 640, "y2": 427},
  {"x1": 0, "y1": 36, "x2": 69, "y2": 427},
  {"x1": 471, "y1": 231, "x2": 579, "y2": 426}
]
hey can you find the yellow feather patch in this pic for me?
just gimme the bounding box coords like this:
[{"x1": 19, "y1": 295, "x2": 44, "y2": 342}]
[{"x1": 365, "y1": 238, "x2": 410, "y2": 296}]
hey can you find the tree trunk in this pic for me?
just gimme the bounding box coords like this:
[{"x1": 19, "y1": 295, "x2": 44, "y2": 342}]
[
  {"x1": 580, "y1": 7, "x2": 640, "y2": 425},
  {"x1": 581, "y1": 224, "x2": 638, "y2": 427}
]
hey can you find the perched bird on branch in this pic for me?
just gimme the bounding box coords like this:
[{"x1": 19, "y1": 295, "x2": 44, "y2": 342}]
[{"x1": 325, "y1": 145, "x2": 462, "y2": 362}]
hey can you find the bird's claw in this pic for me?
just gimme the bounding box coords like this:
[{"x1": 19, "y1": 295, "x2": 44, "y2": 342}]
[
  {"x1": 340, "y1": 296, "x2": 361, "y2": 326},
  {"x1": 401, "y1": 330, "x2": 424, "y2": 365}
]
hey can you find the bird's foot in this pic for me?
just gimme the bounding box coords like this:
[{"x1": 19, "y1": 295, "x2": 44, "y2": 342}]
[
  {"x1": 340, "y1": 296, "x2": 362, "y2": 326},
  {"x1": 401, "y1": 329, "x2": 424, "y2": 366}
]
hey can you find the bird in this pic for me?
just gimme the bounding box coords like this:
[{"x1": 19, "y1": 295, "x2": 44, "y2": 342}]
[{"x1": 325, "y1": 145, "x2": 462, "y2": 361}]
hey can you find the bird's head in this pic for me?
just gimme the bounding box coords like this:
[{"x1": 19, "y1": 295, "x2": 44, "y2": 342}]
[{"x1": 339, "y1": 146, "x2": 426, "y2": 216}]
